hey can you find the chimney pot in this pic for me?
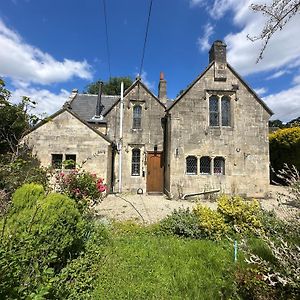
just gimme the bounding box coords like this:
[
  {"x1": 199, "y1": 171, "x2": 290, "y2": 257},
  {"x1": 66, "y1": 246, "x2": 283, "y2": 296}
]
[{"x1": 160, "y1": 72, "x2": 164, "y2": 80}]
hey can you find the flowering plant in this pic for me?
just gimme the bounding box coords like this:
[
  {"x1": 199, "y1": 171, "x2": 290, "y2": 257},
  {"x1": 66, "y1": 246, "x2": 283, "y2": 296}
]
[{"x1": 54, "y1": 169, "x2": 107, "y2": 210}]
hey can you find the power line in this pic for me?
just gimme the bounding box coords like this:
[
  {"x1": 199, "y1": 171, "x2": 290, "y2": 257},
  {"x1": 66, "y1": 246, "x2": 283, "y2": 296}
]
[
  {"x1": 102, "y1": 0, "x2": 111, "y2": 78},
  {"x1": 139, "y1": 0, "x2": 153, "y2": 77}
]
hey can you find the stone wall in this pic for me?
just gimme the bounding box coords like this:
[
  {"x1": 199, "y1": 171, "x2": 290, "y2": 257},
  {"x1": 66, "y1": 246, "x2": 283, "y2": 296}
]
[
  {"x1": 105, "y1": 81, "x2": 166, "y2": 193},
  {"x1": 24, "y1": 110, "x2": 112, "y2": 189},
  {"x1": 167, "y1": 63, "x2": 271, "y2": 197}
]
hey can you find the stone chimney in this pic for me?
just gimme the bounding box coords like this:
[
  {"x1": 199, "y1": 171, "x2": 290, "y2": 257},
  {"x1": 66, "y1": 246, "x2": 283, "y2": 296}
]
[
  {"x1": 158, "y1": 72, "x2": 167, "y2": 104},
  {"x1": 209, "y1": 40, "x2": 227, "y2": 81},
  {"x1": 68, "y1": 88, "x2": 78, "y2": 101}
]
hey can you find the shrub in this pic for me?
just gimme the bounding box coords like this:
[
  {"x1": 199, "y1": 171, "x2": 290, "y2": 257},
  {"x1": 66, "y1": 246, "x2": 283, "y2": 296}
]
[
  {"x1": 217, "y1": 194, "x2": 262, "y2": 233},
  {"x1": 193, "y1": 204, "x2": 229, "y2": 240},
  {"x1": 159, "y1": 208, "x2": 201, "y2": 238},
  {"x1": 54, "y1": 169, "x2": 107, "y2": 211},
  {"x1": 0, "y1": 184, "x2": 88, "y2": 299}
]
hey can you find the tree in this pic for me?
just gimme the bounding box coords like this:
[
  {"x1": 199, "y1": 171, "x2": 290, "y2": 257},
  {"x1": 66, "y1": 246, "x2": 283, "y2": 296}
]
[
  {"x1": 84, "y1": 76, "x2": 133, "y2": 95},
  {"x1": 269, "y1": 119, "x2": 284, "y2": 128},
  {"x1": 248, "y1": 0, "x2": 300, "y2": 62},
  {"x1": 0, "y1": 79, "x2": 38, "y2": 155}
]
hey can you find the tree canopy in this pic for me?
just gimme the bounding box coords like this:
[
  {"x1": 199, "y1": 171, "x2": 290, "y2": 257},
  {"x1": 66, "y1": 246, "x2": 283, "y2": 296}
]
[
  {"x1": 0, "y1": 79, "x2": 38, "y2": 155},
  {"x1": 84, "y1": 76, "x2": 133, "y2": 95}
]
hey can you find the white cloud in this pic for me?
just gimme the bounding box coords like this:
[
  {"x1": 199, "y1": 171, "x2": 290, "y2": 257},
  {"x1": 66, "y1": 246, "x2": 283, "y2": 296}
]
[
  {"x1": 197, "y1": 23, "x2": 214, "y2": 52},
  {"x1": 263, "y1": 84, "x2": 300, "y2": 122},
  {"x1": 254, "y1": 87, "x2": 267, "y2": 96},
  {"x1": 10, "y1": 87, "x2": 69, "y2": 116},
  {"x1": 189, "y1": 0, "x2": 206, "y2": 7},
  {"x1": 0, "y1": 19, "x2": 92, "y2": 85},
  {"x1": 267, "y1": 70, "x2": 289, "y2": 80}
]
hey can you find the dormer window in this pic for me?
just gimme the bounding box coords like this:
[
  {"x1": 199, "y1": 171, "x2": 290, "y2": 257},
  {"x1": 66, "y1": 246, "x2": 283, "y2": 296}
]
[{"x1": 133, "y1": 105, "x2": 142, "y2": 129}]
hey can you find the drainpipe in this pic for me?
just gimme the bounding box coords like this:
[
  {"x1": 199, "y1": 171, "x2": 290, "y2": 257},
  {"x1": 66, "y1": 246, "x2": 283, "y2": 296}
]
[{"x1": 118, "y1": 82, "x2": 124, "y2": 193}]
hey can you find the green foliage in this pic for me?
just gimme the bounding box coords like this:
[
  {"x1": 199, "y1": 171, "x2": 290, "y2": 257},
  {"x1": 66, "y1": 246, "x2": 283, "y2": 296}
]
[
  {"x1": 159, "y1": 207, "x2": 201, "y2": 238},
  {"x1": 93, "y1": 225, "x2": 239, "y2": 299},
  {"x1": 84, "y1": 76, "x2": 133, "y2": 95},
  {"x1": 54, "y1": 169, "x2": 107, "y2": 211},
  {"x1": 0, "y1": 79, "x2": 38, "y2": 154},
  {"x1": 217, "y1": 194, "x2": 262, "y2": 233},
  {"x1": 269, "y1": 127, "x2": 300, "y2": 172},
  {"x1": 0, "y1": 184, "x2": 89, "y2": 299},
  {"x1": 0, "y1": 148, "x2": 49, "y2": 196},
  {"x1": 193, "y1": 204, "x2": 229, "y2": 239}
]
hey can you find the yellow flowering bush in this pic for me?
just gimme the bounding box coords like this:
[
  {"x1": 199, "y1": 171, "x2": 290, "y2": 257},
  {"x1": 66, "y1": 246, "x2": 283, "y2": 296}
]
[
  {"x1": 217, "y1": 195, "x2": 262, "y2": 233},
  {"x1": 193, "y1": 205, "x2": 229, "y2": 239}
]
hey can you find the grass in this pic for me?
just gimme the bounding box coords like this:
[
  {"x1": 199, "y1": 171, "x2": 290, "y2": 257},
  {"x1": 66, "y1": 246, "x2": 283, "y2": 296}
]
[{"x1": 92, "y1": 222, "x2": 240, "y2": 299}]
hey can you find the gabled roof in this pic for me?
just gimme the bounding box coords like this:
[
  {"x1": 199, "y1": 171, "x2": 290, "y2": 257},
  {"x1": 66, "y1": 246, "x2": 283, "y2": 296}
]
[
  {"x1": 28, "y1": 107, "x2": 113, "y2": 144},
  {"x1": 167, "y1": 62, "x2": 273, "y2": 116},
  {"x1": 103, "y1": 78, "x2": 166, "y2": 117}
]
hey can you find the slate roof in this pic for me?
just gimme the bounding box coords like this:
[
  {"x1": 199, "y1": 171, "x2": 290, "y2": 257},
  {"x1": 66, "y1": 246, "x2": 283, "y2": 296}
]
[{"x1": 69, "y1": 94, "x2": 119, "y2": 122}]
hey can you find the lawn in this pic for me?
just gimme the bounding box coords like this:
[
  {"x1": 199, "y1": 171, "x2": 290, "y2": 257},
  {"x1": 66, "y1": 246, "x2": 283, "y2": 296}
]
[{"x1": 92, "y1": 223, "x2": 240, "y2": 299}]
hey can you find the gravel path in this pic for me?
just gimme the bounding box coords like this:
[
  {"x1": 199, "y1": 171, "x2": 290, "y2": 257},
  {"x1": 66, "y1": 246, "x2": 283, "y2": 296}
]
[{"x1": 95, "y1": 185, "x2": 299, "y2": 224}]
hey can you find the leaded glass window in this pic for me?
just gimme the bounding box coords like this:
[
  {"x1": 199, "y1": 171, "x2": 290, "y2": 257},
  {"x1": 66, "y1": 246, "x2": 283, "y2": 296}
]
[
  {"x1": 214, "y1": 157, "x2": 225, "y2": 175},
  {"x1": 209, "y1": 96, "x2": 219, "y2": 126},
  {"x1": 131, "y1": 148, "x2": 141, "y2": 176},
  {"x1": 186, "y1": 156, "x2": 197, "y2": 175},
  {"x1": 200, "y1": 156, "x2": 211, "y2": 174},
  {"x1": 221, "y1": 96, "x2": 230, "y2": 126},
  {"x1": 133, "y1": 105, "x2": 142, "y2": 129}
]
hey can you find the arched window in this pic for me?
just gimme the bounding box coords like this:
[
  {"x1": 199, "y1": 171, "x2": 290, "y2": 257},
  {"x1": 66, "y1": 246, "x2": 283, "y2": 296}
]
[
  {"x1": 133, "y1": 105, "x2": 142, "y2": 129},
  {"x1": 221, "y1": 96, "x2": 230, "y2": 126},
  {"x1": 131, "y1": 148, "x2": 141, "y2": 176},
  {"x1": 200, "y1": 156, "x2": 211, "y2": 174},
  {"x1": 214, "y1": 157, "x2": 225, "y2": 175},
  {"x1": 186, "y1": 156, "x2": 197, "y2": 175},
  {"x1": 209, "y1": 95, "x2": 219, "y2": 126}
]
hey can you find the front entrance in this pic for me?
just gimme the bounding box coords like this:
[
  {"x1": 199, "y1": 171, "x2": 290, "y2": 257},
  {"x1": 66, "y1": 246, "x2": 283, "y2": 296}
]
[{"x1": 146, "y1": 152, "x2": 164, "y2": 193}]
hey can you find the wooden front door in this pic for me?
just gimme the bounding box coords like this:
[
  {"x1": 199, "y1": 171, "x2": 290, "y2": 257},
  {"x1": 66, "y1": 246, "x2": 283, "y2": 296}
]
[{"x1": 147, "y1": 152, "x2": 164, "y2": 193}]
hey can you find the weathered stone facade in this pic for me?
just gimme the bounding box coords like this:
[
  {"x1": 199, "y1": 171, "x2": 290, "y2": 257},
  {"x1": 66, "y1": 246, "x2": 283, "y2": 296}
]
[{"x1": 26, "y1": 41, "x2": 272, "y2": 197}]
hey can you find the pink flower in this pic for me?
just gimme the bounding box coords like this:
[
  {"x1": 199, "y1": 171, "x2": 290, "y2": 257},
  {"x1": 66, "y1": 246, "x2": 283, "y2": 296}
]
[{"x1": 98, "y1": 185, "x2": 106, "y2": 192}]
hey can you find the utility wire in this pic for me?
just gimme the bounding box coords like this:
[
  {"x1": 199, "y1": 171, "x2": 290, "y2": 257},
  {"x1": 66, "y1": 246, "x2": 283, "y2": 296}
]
[
  {"x1": 139, "y1": 0, "x2": 153, "y2": 77},
  {"x1": 102, "y1": 0, "x2": 111, "y2": 79}
]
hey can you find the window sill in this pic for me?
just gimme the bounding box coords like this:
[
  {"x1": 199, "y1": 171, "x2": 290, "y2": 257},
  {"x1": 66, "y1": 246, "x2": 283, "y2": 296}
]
[{"x1": 131, "y1": 128, "x2": 143, "y2": 132}]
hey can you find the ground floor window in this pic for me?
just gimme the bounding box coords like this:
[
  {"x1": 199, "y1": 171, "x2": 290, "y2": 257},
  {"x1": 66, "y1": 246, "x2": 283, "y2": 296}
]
[
  {"x1": 51, "y1": 154, "x2": 76, "y2": 169},
  {"x1": 131, "y1": 148, "x2": 141, "y2": 176},
  {"x1": 185, "y1": 155, "x2": 225, "y2": 175}
]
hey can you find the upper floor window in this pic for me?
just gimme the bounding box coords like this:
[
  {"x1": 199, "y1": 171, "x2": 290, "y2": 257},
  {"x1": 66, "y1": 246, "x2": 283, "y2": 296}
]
[
  {"x1": 221, "y1": 96, "x2": 231, "y2": 126},
  {"x1": 133, "y1": 105, "x2": 142, "y2": 129},
  {"x1": 131, "y1": 148, "x2": 141, "y2": 176},
  {"x1": 209, "y1": 96, "x2": 219, "y2": 126},
  {"x1": 200, "y1": 156, "x2": 211, "y2": 174},
  {"x1": 186, "y1": 156, "x2": 197, "y2": 175},
  {"x1": 214, "y1": 157, "x2": 225, "y2": 175},
  {"x1": 209, "y1": 95, "x2": 231, "y2": 127}
]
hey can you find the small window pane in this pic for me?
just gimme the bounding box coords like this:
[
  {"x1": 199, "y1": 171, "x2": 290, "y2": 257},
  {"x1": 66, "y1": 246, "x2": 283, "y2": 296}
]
[
  {"x1": 186, "y1": 156, "x2": 197, "y2": 175},
  {"x1": 209, "y1": 96, "x2": 219, "y2": 126},
  {"x1": 200, "y1": 156, "x2": 211, "y2": 174},
  {"x1": 221, "y1": 96, "x2": 230, "y2": 126},
  {"x1": 214, "y1": 157, "x2": 225, "y2": 175},
  {"x1": 133, "y1": 105, "x2": 142, "y2": 129},
  {"x1": 65, "y1": 154, "x2": 76, "y2": 169},
  {"x1": 131, "y1": 149, "x2": 141, "y2": 176},
  {"x1": 52, "y1": 154, "x2": 63, "y2": 169}
]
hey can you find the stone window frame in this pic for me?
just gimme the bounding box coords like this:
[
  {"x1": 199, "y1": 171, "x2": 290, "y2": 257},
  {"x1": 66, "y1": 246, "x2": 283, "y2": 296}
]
[
  {"x1": 132, "y1": 104, "x2": 142, "y2": 129},
  {"x1": 184, "y1": 155, "x2": 226, "y2": 176},
  {"x1": 186, "y1": 156, "x2": 198, "y2": 175},
  {"x1": 51, "y1": 153, "x2": 77, "y2": 170},
  {"x1": 207, "y1": 91, "x2": 234, "y2": 128},
  {"x1": 131, "y1": 148, "x2": 141, "y2": 176}
]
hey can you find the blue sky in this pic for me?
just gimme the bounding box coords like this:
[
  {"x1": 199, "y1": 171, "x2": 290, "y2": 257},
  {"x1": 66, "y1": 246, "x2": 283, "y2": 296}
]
[{"x1": 0, "y1": 0, "x2": 300, "y2": 122}]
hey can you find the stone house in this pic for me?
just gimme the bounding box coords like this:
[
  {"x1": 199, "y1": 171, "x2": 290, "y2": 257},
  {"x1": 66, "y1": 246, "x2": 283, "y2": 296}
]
[{"x1": 25, "y1": 41, "x2": 273, "y2": 197}]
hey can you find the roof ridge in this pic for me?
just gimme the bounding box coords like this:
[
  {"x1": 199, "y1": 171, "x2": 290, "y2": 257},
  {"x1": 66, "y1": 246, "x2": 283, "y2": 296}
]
[{"x1": 79, "y1": 93, "x2": 120, "y2": 97}]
